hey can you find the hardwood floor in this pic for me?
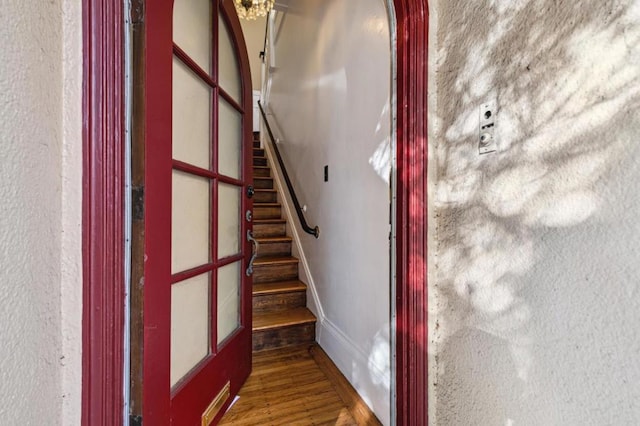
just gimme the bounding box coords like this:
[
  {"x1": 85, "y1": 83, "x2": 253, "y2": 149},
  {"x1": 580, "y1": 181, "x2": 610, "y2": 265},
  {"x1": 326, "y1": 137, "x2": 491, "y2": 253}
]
[{"x1": 220, "y1": 344, "x2": 382, "y2": 426}]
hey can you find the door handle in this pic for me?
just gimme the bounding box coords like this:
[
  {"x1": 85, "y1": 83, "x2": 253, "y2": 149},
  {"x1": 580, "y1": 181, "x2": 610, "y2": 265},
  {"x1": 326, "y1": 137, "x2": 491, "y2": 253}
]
[{"x1": 246, "y1": 230, "x2": 259, "y2": 276}]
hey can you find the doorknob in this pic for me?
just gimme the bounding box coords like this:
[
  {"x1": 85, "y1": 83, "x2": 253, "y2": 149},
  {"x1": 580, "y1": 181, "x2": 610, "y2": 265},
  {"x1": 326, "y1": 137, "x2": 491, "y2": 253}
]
[
  {"x1": 246, "y1": 185, "x2": 255, "y2": 199},
  {"x1": 246, "y1": 230, "x2": 259, "y2": 276}
]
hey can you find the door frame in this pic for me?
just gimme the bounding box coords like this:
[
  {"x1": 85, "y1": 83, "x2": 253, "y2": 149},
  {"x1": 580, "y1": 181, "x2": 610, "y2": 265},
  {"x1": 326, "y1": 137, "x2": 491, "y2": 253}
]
[
  {"x1": 81, "y1": 0, "x2": 429, "y2": 424},
  {"x1": 81, "y1": 0, "x2": 125, "y2": 424},
  {"x1": 393, "y1": 2, "x2": 429, "y2": 424}
]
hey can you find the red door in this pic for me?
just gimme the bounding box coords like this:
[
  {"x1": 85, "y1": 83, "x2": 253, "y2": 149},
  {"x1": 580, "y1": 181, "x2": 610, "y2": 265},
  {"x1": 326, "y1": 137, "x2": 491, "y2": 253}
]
[{"x1": 143, "y1": 0, "x2": 253, "y2": 424}]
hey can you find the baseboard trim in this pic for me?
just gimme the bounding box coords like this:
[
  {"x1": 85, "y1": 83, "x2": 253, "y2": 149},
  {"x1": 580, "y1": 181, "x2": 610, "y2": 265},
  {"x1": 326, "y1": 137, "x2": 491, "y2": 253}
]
[
  {"x1": 319, "y1": 318, "x2": 389, "y2": 389},
  {"x1": 310, "y1": 344, "x2": 382, "y2": 426}
]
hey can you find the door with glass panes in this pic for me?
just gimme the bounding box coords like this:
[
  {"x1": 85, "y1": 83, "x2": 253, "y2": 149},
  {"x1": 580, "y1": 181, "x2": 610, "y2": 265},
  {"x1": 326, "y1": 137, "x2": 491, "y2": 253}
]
[{"x1": 142, "y1": 0, "x2": 253, "y2": 424}]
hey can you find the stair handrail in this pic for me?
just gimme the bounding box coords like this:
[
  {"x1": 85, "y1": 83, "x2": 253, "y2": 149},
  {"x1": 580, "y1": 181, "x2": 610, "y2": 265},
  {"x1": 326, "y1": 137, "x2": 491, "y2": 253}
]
[
  {"x1": 259, "y1": 11, "x2": 268, "y2": 62},
  {"x1": 257, "y1": 101, "x2": 320, "y2": 239}
]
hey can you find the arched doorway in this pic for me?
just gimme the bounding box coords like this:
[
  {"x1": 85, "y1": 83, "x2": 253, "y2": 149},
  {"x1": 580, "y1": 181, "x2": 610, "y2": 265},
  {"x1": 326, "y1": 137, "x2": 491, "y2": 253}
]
[{"x1": 81, "y1": 0, "x2": 429, "y2": 424}]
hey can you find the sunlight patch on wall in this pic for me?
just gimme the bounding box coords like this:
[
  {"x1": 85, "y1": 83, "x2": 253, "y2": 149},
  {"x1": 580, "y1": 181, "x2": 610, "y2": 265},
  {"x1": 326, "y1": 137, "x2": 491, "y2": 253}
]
[
  {"x1": 368, "y1": 100, "x2": 392, "y2": 183},
  {"x1": 431, "y1": 0, "x2": 640, "y2": 390}
]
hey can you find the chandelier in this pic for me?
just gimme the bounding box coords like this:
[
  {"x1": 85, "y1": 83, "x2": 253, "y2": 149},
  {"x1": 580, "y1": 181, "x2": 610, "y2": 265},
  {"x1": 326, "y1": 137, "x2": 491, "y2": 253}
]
[{"x1": 233, "y1": 0, "x2": 275, "y2": 20}]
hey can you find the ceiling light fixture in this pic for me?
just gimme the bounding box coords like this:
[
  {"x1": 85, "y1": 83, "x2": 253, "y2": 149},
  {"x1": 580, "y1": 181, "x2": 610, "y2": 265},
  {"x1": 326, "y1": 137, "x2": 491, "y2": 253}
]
[{"x1": 233, "y1": 0, "x2": 274, "y2": 20}]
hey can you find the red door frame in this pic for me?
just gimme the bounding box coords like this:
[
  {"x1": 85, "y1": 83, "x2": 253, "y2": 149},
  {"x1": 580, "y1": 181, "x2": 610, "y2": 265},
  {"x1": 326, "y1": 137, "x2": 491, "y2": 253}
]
[
  {"x1": 81, "y1": 0, "x2": 428, "y2": 424},
  {"x1": 81, "y1": 0, "x2": 125, "y2": 424},
  {"x1": 394, "y1": 1, "x2": 429, "y2": 424}
]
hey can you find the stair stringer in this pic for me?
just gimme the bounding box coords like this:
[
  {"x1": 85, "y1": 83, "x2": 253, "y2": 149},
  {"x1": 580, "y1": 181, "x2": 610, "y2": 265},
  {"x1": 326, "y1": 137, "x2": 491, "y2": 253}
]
[{"x1": 261, "y1": 136, "x2": 326, "y2": 333}]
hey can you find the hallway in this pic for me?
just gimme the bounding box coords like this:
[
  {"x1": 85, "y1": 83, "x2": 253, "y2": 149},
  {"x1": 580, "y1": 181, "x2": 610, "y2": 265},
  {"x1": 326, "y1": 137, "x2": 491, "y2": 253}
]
[{"x1": 220, "y1": 344, "x2": 382, "y2": 425}]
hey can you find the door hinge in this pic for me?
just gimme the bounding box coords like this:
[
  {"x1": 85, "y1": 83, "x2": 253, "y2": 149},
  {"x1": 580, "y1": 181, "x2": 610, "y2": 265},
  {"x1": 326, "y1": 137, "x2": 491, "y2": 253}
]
[
  {"x1": 130, "y1": 414, "x2": 142, "y2": 426},
  {"x1": 129, "y1": 0, "x2": 144, "y2": 24},
  {"x1": 132, "y1": 185, "x2": 144, "y2": 221}
]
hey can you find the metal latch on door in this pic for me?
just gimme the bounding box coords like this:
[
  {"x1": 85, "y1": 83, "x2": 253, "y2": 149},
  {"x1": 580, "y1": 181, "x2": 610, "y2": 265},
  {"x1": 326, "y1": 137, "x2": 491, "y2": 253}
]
[{"x1": 246, "y1": 230, "x2": 259, "y2": 276}]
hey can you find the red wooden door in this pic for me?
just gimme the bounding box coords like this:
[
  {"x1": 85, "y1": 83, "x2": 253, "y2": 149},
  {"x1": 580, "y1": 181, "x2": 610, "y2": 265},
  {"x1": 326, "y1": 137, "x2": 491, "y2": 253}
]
[{"x1": 143, "y1": 0, "x2": 253, "y2": 424}]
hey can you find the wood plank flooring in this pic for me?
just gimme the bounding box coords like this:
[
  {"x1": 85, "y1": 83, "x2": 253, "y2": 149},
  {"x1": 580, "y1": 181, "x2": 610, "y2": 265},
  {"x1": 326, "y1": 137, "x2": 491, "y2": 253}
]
[{"x1": 219, "y1": 344, "x2": 382, "y2": 426}]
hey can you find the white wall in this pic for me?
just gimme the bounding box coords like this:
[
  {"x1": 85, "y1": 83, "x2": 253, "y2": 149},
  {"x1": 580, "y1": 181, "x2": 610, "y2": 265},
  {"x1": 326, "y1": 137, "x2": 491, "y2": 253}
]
[
  {"x1": 264, "y1": 1, "x2": 392, "y2": 423},
  {"x1": 0, "y1": 0, "x2": 83, "y2": 424},
  {"x1": 431, "y1": 1, "x2": 640, "y2": 424},
  {"x1": 239, "y1": 15, "x2": 267, "y2": 90}
]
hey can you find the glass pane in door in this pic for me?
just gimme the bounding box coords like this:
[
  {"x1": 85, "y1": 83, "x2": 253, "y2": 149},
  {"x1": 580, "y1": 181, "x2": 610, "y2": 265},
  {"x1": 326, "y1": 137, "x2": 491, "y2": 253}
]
[
  {"x1": 218, "y1": 98, "x2": 242, "y2": 179},
  {"x1": 217, "y1": 183, "x2": 241, "y2": 259},
  {"x1": 171, "y1": 170, "x2": 211, "y2": 274},
  {"x1": 218, "y1": 15, "x2": 241, "y2": 102},
  {"x1": 170, "y1": 273, "x2": 211, "y2": 387},
  {"x1": 173, "y1": 0, "x2": 212, "y2": 73},
  {"x1": 217, "y1": 262, "x2": 241, "y2": 345},
  {"x1": 172, "y1": 58, "x2": 211, "y2": 170}
]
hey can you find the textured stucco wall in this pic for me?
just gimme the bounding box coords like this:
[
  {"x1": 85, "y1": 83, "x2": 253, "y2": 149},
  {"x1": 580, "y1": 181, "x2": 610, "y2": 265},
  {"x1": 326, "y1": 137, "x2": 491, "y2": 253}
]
[
  {"x1": 265, "y1": 0, "x2": 392, "y2": 423},
  {"x1": 431, "y1": 1, "x2": 640, "y2": 424},
  {"x1": 0, "y1": 0, "x2": 82, "y2": 424},
  {"x1": 61, "y1": 0, "x2": 84, "y2": 423}
]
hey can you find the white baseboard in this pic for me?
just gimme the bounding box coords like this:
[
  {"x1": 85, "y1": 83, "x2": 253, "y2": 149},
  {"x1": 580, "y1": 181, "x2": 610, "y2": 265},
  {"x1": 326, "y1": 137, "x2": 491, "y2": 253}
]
[
  {"x1": 318, "y1": 317, "x2": 389, "y2": 392},
  {"x1": 319, "y1": 318, "x2": 391, "y2": 425}
]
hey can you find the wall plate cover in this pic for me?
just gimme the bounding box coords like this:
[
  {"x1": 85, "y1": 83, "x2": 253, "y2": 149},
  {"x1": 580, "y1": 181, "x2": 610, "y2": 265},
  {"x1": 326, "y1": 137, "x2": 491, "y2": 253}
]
[{"x1": 479, "y1": 101, "x2": 497, "y2": 155}]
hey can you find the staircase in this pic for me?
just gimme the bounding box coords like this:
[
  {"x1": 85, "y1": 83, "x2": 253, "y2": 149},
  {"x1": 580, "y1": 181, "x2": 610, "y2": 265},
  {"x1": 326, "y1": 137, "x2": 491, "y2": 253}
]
[{"x1": 251, "y1": 133, "x2": 317, "y2": 352}]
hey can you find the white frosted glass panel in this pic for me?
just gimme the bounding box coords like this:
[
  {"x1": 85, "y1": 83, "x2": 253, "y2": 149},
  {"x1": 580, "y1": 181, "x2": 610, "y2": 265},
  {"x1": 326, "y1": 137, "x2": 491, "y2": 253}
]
[
  {"x1": 217, "y1": 262, "x2": 240, "y2": 345},
  {"x1": 173, "y1": 0, "x2": 211, "y2": 73},
  {"x1": 218, "y1": 99, "x2": 242, "y2": 179},
  {"x1": 172, "y1": 58, "x2": 211, "y2": 169},
  {"x1": 171, "y1": 273, "x2": 210, "y2": 387},
  {"x1": 218, "y1": 15, "x2": 242, "y2": 102},
  {"x1": 218, "y1": 183, "x2": 240, "y2": 259},
  {"x1": 172, "y1": 171, "x2": 210, "y2": 273}
]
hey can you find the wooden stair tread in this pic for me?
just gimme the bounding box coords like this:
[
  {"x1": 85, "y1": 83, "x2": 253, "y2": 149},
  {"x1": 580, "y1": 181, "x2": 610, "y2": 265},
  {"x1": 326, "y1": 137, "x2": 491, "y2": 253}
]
[
  {"x1": 250, "y1": 134, "x2": 314, "y2": 350},
  {"x1": 253, "y1": 308, "x2": 316, "y2": 331},
  {"x1": 253, "y1": 280, "x2": 306, "y2": 296},
  {"x1": 253, "y1": 256, "x2": 298, "y2": 266},
  {"x1": 253, "y1": 218, "x2": 286, "y2": 224},
  {"x1": 255, "y1": 236, "x2": 292, "y2": 243},
  {"x1": 252, "y1": 219, "x2": 287, "y2": 237}
]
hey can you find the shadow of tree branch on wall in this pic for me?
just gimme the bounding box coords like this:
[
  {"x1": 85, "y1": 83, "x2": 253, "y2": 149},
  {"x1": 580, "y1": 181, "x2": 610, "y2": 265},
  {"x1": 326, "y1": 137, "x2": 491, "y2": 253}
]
[{"x1": 431, "y1": 1, "x2": 640, "y2": 420}]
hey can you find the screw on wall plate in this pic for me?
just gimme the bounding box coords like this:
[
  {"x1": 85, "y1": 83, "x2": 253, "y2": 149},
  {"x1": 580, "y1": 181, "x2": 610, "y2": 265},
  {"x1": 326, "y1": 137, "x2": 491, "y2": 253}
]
[{"x1": 479, "y1": 101, "x2": 497, "y2": 155}]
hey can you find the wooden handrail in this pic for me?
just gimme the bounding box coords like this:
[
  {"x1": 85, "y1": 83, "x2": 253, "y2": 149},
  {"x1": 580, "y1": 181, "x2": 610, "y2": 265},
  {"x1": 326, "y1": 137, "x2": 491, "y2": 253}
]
[{"x1": 257, "y1": 101, "x2": 320, "y2": 238}]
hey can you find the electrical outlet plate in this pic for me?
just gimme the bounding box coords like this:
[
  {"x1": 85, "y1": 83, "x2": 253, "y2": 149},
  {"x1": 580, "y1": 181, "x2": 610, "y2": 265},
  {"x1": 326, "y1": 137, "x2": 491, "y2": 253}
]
[{"x1": 479, "y1": 101, "x2": 497, "y2": 155}]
